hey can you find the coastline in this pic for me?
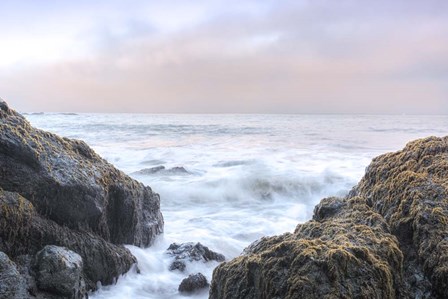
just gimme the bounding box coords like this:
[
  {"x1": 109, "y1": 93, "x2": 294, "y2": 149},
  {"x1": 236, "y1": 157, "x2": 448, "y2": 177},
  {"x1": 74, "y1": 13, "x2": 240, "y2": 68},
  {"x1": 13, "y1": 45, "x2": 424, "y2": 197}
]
[{"x1": 1, "y1": 100, "x2": 447, "y2": 298}]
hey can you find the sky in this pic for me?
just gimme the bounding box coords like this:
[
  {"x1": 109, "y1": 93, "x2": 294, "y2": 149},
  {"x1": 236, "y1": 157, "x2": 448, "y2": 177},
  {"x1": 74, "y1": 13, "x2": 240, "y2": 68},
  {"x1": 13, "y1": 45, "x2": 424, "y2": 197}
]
[{"x1": 0, "y1": 0, "x2": 447, "y2": 113}]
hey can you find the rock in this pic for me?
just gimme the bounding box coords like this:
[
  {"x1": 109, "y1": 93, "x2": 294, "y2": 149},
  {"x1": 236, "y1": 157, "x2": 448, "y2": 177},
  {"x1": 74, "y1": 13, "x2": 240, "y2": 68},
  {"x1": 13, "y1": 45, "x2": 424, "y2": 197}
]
[
  {"x1": 132, "y1": 166, "x2": 190, "y2": 175},
  {"x1": 167, "y1": 242, "x2": 225, "y2": 262},
  {"x1": 0, "y1": 99, "x2": 9, "y2": 113},
  {"x1": 34, "y1": 246, "x2": 85, "y2": 298},
  {"x1": 210, "y1": 196, "x2": 403, "y2": 299},
  {"x1": 354, "y1": 136, "x2": 448, "y2": 298},
  {"x1": 133, "y1": 165, "x2": 166, "y2": 175},
  {"x1": 178, "y1": 273, "x2": 209, "y2": 293},
  {"x1": 0, "y1": 251, "x2": 28, "y2": 299},
  {"x1": 312, "y1": 196, "x2": 346, "y2": 221},
  {"x1": 166, "y1": 242, "x2": 225, "y2": 272},
  {"x1": 168, "y1": 166, "x2": 189, "y2": 174},
  {"x1": 0, "y1": 102, "x2": 163, "y2": 247},
  {"x1": 169, "y1": 260, "x2": 186, "y2": 272},
  {"x1": 0, "y1": 187, "x2": 136, "y2": 290},
  {"x1": 210, "y1": 136, "x2": 448, "y2": 299}
]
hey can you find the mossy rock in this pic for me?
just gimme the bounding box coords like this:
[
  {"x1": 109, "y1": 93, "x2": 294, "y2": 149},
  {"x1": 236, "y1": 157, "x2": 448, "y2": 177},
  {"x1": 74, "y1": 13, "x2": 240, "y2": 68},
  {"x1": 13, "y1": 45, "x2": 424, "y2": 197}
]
[{"x1": 211, "y1": 136, "x2": 448, "y2": 298}]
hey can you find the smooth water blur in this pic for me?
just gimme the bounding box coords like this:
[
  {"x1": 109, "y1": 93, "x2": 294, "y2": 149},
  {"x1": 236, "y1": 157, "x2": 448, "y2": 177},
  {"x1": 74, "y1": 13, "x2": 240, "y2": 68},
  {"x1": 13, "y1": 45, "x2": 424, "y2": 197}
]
[{"x1": 26, "y1": 113, "x2": 448, "y2": 299}]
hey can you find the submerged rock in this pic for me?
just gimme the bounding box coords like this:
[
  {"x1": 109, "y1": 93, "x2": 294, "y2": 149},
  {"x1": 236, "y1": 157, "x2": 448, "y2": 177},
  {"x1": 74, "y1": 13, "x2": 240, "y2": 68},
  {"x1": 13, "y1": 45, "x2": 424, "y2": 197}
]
[
  {"x1": 210, "y1": 136, "x2": 448, "y2": 299},
  {"x1": 166, "y1": 242, "x2": 225, "y2": 272},
  {"x1": 34, "y1": 246, "x2": 85, "y2": 298},
  {"x1": 178, "y1": 273, "x2": 209, "y2": 294},
  {"x1": 133, "y1": 165, "x2": 166, "y2": 175},
  {"x1": 132, "y1": 165, "x2": 190, "y2": 176},
  {"x1": 0, "y1": 100, "x2": 163, "y2": 247},
  {"x1": 169, "y1": 260, "x2": 187, "y2": 272}
]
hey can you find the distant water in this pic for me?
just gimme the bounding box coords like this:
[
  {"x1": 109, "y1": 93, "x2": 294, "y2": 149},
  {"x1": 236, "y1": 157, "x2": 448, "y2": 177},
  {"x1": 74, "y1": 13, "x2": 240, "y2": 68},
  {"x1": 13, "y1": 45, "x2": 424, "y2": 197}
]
[{"x1": 26, "y1": 113, "x2": 448, "y2": 299}]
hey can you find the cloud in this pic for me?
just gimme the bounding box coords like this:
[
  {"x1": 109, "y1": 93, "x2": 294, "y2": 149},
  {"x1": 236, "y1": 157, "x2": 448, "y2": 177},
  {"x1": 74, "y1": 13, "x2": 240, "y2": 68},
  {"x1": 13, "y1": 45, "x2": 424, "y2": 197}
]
[{"x1": 0, "y1": 0, "x2": 447, "y2": 113}]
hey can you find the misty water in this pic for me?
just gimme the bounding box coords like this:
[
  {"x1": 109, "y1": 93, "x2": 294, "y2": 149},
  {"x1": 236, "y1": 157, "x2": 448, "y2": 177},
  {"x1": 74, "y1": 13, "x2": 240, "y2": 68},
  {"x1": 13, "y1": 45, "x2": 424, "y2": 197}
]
[{"x1": 26, "y1": 113, "x2": 448, "y2": 299}]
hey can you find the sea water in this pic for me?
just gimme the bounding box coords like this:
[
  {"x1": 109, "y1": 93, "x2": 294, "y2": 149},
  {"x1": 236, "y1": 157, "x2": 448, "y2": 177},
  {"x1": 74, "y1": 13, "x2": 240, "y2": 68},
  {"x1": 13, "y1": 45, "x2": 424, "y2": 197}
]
[{"x1": 26, "y1": 113, "x2": 448, "y2": 299}]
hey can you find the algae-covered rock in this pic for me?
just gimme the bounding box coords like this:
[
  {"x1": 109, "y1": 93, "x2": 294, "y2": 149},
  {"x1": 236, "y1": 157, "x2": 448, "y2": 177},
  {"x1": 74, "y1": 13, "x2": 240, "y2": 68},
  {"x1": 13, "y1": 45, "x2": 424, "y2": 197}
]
[
  {"x1": 0, "y1": 190, "x2": 136, "y2": 290},
  {"x1": 0, "y1": 100, "x2": 163, "y2": 247},
  {"x1": 211, "y1": 136, "x2": 448, "y2": 299},
  {"x1": 353, "y1": 136, "x2": 448, "y2": 298},
  {"x1": 210, "y1": 196, "x2": 404, "y2": 299}
]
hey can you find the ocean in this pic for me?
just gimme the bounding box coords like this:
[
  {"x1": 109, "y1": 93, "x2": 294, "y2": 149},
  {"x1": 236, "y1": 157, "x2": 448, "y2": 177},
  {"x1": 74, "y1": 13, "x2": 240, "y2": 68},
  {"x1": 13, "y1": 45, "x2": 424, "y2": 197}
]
[{"x1": 25, "y1": 113, "x2": 447, "y2": 299}]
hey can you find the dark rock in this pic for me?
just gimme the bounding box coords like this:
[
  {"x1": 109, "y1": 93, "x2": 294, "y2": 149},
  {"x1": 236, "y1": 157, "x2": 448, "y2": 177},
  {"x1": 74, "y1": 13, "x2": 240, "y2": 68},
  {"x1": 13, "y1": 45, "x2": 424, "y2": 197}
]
[
  {"x1": 167, "y1": 242, "x2": 225, "y2": 262},
  {"x1": 167, "y1": 242, "x2": 225, "y2": 272},
  {"x1": 178, "y1": 273, "x2": 209, "y2": 293},
  {"x1": 167, "y1": 166, "x2": 189, "y2": 174},
  {"x1": 0, "y1": 99, "x2": 9, "y2": 113},
  {"x1": 34, "y1": 246, "x2": 85, "y2": 298},
  {"x1": 133, "y1": 165, "x2": 166, "y2": 175},
  {"x1": 169, "y1": 260, "x2": 186, "y2": 272},
  {"x1": 0, "y1": 102, "x2": 163, "y2": 247},
  {"x1": 0, "y1": 187, "x2": 136, "y2": 290},
  {"x1": 210, "y1": 136, "x2": 448, "y2": 299},
  {"x1": 0, "y1": 251, "x2": 28, "y2": 299},
  {"x1": 312, "y1": 196, "x2": 346, "y2": 221}
]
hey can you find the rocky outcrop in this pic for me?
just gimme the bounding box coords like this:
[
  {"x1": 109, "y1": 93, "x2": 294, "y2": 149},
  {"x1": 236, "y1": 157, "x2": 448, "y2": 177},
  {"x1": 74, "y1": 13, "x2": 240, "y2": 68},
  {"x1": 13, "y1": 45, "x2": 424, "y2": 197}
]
[
  {"x1": 353, "y1": 136, "x2": 448, "y2": 298},
  {"x1": 0, "y1": 100, "x2": 164, "y2": 297},
  {"x1": 210, "y1": 136, "x2": 448, "y2": 299},
  {"x1": 0, "y1": 177, "x2": 136, "y2": 292},
  {"x1": 0, "y1": 100, "x2": 163, "y2": 246}
]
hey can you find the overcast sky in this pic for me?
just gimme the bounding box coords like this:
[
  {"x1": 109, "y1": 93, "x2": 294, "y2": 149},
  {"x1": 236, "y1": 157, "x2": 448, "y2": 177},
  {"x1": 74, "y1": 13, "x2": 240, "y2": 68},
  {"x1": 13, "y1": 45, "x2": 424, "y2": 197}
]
[{"x1": 0, "y1": 0, "x2": 447, "y2": 113}]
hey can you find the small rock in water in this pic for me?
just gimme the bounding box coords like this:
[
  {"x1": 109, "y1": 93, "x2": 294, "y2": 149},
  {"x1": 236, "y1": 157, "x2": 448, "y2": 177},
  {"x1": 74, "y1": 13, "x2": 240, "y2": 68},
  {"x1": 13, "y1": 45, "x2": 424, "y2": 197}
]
[
  {"x1": 34, "y1": 245, "x2": 86, "y2": 298},
  {"x1": 178, "y1": 273, "x2": 209, "y2": 294},
  {"x1": 166, "y1": 166, "x2": 189, "y2": 174},
  {"x1": 166, "y1": 242, "x2": 225, "y2": 272},
  {"x1": 133, "y1": 165, "x2": 166, "y2": 175},
  {"x1": 169, "y1": 260, "x2": 186, "y2": 272},
  {"x1": 132, "y1": 165, "x2": 190, "y2": 175},
  {"x1": 167, "y1": 242, "x2": 225, "y2": 262}
]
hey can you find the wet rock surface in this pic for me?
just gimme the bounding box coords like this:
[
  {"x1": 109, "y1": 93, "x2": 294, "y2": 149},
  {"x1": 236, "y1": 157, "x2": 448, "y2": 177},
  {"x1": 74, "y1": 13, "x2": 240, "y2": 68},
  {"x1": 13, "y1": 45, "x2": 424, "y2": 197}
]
[
  {"x1": 0, "y1": 251, "x2": 28, "y2": 299},
  {"x1": 0, "y1": 100, "x2": 163, "y2": 246},
  {"x1": 210, "y1": 136, "x2": 448, "y2": 299},
  {"x1": 166, "y1": 242, "x2": 225, "y2": 272},
  {"x1": 0, "y1": 177, "x2": 136, "y2": 295},
  {"x1": 35, "y1": 246, "x2": 85, "y2": 298},
  {"x1": 178, "y1": 273, "x2": 209, "y2": 294},
  {"x1": 0, "y1": 100, "x2": 164, "y2": 297}
]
